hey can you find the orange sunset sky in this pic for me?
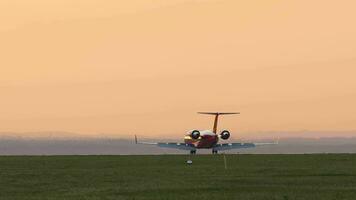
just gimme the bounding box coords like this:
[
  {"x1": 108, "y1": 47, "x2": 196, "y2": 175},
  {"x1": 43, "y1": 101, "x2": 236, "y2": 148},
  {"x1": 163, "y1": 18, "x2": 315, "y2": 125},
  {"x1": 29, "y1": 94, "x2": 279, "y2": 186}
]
[{"x1": 0, "y1": 0, "x2": 356, "y2": 138}]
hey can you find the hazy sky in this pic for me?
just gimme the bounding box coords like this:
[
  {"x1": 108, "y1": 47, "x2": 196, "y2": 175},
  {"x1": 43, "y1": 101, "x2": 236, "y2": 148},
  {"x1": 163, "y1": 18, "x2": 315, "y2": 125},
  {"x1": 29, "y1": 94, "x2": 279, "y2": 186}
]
[{"x1": 1, "y1": 0, "x2": 355, "y2": 138}]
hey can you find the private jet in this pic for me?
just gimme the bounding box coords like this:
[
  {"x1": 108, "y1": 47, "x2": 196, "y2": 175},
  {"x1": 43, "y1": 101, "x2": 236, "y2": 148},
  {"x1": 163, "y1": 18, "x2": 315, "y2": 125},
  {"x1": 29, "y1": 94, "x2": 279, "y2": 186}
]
[{"x1": 135, "y1": 112, "x2": 277, "y2": 154}]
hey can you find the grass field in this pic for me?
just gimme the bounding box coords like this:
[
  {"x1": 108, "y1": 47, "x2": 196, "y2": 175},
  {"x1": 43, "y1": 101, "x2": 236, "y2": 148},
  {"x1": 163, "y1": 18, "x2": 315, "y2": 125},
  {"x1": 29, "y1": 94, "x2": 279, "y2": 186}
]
[{"x1": 1, "y1": 154, "x2": 356, "y2": 200}]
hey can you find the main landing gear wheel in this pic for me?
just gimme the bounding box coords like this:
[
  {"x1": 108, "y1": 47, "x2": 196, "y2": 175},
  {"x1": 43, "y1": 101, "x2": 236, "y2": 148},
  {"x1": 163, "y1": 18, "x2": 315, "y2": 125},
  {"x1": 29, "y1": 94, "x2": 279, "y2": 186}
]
[
  {"x1": 190, "y1": 150, "x2": 196, "y2": 155},
  {"x1": 212, "y1": 149, "x2": 218, "y2": 154}
]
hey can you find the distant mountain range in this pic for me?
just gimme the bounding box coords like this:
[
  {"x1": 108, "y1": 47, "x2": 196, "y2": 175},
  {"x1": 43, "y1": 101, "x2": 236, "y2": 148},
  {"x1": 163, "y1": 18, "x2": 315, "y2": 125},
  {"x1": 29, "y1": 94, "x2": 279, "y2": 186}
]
[
  {"x1": 1, "y1": 131, "x2": 356, "y2": 155},
  {"x1": 0, "y1": 131, "x2": 101, "y2": 140}
]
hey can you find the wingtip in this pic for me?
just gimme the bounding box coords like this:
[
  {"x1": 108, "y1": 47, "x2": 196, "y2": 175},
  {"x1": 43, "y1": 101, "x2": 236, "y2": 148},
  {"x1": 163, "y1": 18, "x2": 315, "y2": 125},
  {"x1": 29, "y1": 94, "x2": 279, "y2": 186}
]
[{"x1": 275, "y1": 137, "x2": 280, "y2": 144}]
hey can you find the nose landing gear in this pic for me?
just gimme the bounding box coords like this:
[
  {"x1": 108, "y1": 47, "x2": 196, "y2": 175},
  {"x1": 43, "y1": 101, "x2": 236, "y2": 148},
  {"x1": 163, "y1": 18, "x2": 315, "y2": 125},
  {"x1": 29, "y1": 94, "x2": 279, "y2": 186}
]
[
  {"x1": 190, "y1": 150, "x2": 197, "y2": 155},
  {"x1": 212, "y1": 149, "x2": 218, "y2": 154}
]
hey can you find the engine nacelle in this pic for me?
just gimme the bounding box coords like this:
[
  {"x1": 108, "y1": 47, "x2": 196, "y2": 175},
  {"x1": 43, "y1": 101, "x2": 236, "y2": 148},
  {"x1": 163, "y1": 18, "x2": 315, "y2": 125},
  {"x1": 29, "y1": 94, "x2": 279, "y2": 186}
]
[
  {"x1": 220, "y1": 130, "x2": 230, "y2": 140},
  {"x1": 191, "y1": 130, "x2": 200, "y2": 139}
]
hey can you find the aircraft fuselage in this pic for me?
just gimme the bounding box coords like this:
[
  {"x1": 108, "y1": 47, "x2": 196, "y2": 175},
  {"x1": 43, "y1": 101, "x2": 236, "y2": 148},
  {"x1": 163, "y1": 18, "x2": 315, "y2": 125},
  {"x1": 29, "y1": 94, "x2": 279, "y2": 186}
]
[{"x1": 184, "y1": 130, "x2": 219, "y2": 149}]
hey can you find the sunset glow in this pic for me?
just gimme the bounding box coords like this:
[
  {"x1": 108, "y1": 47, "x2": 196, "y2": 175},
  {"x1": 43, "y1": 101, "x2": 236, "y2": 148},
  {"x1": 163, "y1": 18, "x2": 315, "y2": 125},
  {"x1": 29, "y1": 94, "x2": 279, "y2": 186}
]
[{"x1": 1, "y1": 0, "x2": 356, "y2": 138}]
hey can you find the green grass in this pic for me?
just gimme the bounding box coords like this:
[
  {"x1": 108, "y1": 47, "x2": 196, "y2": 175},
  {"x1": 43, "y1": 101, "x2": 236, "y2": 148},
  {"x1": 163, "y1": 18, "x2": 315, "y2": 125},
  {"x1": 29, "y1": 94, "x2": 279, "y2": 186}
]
[{"x1": 1, "y1": 154, "x2": 356, "y2": 200}]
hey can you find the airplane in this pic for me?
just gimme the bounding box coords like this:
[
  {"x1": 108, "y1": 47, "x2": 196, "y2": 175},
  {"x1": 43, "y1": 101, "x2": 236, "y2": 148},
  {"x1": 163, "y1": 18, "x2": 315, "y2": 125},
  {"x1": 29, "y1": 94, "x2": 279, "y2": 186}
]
[{"x1": 135, "y1": 112, "x2": 278, "y2": 154}]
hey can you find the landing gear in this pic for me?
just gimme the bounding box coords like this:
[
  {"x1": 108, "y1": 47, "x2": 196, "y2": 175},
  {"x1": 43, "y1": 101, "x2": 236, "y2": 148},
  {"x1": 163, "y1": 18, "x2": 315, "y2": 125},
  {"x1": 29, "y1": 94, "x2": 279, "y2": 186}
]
[
  {"x1": 212, "y1": 149, "x2": 218, "y2": 154},
  {"x1": 190, "y1": 150, "x2": 196, "y2": 155}
]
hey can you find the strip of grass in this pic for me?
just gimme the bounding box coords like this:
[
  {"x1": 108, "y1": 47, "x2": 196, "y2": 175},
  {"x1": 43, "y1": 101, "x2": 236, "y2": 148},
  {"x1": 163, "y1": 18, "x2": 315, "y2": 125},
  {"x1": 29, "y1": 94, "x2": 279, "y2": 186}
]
[{"x1": 0, "y1": 154, "x2": 356, "y2": 200}]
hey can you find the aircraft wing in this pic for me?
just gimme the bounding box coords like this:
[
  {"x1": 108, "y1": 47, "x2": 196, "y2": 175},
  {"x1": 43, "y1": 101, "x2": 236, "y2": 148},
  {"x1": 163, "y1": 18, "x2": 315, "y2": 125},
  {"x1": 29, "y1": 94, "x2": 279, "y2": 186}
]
[
  {"x1": 214, "y1": 141, "x2": 278, "y2": 151},
  {"x1": 254, "y1": 141, "x2": 279, "y2": 146},
  {"x1": 213, "y1": 143, "x2": 256, "y2": 151},
  {"x1": 135, "y1": 135, "x2": 196, "y2": 151},
  {"x1": 157, "y1": 142, "x2": 196, "y2": 150}
]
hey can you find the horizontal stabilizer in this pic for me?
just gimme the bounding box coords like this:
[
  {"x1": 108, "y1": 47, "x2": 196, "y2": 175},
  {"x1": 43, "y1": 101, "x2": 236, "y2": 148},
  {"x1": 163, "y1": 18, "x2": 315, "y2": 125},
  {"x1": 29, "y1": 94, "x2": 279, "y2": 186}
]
[{"x1": 198, "y1": 112, "x2": 240, "y2": 115}]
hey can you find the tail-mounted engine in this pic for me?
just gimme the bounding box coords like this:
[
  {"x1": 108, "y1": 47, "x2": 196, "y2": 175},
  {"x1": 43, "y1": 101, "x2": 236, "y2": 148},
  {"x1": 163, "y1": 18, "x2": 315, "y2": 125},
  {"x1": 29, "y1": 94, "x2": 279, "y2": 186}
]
[
  {"x1": 191, "y1": 130, "x2": 200, "y2": 139},
  {"x1": 220, "y1": 130, "x2": 230, "y2": 140}
]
